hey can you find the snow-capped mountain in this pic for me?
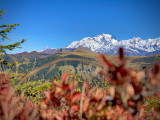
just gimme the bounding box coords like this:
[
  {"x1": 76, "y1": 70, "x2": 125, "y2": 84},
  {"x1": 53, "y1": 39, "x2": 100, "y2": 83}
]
[
  {"x1": 67, "y1": 34, "x2": 160, "y2": 56},
  {"x1": 39, "y1": 47, "x2": 56, "y2": 54}
]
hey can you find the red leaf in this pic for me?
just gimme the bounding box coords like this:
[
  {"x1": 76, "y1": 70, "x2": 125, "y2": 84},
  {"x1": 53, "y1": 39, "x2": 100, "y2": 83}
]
[
  {"x1": 92, "y1": 94, "x2": 99, "y2": 101},
  {"x1": 147, "y1": 71, "x2": 153, "y2": 79},
  {"x1": 71, "y1": 92, "x2": 81, "y2": 103},
  {"x1": 139, "y1": 103, "x2": 149, "y2": 110},
  {"x1": 70, "y1": 105, "x2": 80, "y2": 114},
  {"x1": 0, "y1": 89, "x2": 6, "y2": 95},
  {"x1": 128, "y1": 100, "x2": 135, "y2": 106},
  {"x1": 25, "y1": 100, "x2": 33, "y2": 109},
  {"x1": 62, "y1": 84, "x2": 69, "y2": 91},
  {"x1": 20, "y1": 97, "x2": 25, "y2": 100},
  {"x1": 72, "y1": 105, "x2": 80, "y2": 111},
  {"x1": 85, "y1": 82, "x2": 89, "y2": 91},
  {"x1": 43, "y1": 91, "x2": 51, "y2": 101},
  {"x1": 83, "y1": 97, "x2": 90, "y2": 112},
  {"x1": 154, "y1": 64, "x2": 160, "y2": 75},
  {"x1": 119, "y1": 47, "x2": 124, "y2": 60},
  {"x1": 88, "y1": 86, "x2": 96, "y2": 97},
  {"x1": 62, "y1": 73, "x2": 68, "y2": 84},
  {"x1": 69, "y1": 83, "x2": 73, "y2": 90},
  {"x1": 98, "y1": 53, "x2": 114, "y2": 69},
  {"x1": 69, "y1": 81, "x2": 77, "y2": 91}
]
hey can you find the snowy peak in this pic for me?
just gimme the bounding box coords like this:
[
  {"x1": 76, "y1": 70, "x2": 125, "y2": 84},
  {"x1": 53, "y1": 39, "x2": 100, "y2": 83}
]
[
  {"x1": 39, "y1": 47, "x2": 56, "y2": 54},
  {"x1": 67, "y1": 34, "x2": 160, "y2": 56},
  {"x1": 93, "y1": 34, "x2": 117, "y2": 43},
  {"x1": 67, "y1": 34, "x2": 118, "y2": 51},
  {"x1": 96, "y1": 33, "x2": 116, "y2": 40},
  {"x1": 129, "y1": 37, "x2": 143, "y2": 43}
]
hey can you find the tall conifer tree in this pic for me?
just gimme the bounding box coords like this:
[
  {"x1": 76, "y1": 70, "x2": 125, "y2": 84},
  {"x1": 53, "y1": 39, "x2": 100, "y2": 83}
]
[{"x1": 0, "y1": 10, "x2": 26, "y2": 70}]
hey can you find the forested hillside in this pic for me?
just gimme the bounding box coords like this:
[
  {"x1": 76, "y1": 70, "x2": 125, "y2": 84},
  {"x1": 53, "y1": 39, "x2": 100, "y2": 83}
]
[{"x1": 4, "y1": 48, "x2": 160, "y2": 82}]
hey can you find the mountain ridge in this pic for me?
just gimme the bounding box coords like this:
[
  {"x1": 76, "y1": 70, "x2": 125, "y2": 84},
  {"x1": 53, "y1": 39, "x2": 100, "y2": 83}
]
[{"x1": 67, "y1": 34, "x2": 160, "y2": 56}]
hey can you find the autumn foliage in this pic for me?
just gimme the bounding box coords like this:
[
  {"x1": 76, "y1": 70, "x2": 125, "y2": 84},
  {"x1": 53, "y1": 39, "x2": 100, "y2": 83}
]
[{"x1": 0, "y1": 48, "x2": 160, "y2": 120}]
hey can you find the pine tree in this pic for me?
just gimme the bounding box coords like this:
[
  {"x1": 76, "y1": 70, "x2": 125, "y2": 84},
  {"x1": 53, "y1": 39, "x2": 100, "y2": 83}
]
[{"x1": 0, "y1": 10, "x2": 26, "y2": 70}]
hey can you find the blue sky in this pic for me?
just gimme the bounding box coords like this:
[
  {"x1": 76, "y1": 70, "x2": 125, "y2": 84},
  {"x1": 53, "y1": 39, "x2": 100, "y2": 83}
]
[{"x1": 0, "y1": 0, "x2": 160, "y2": 54}]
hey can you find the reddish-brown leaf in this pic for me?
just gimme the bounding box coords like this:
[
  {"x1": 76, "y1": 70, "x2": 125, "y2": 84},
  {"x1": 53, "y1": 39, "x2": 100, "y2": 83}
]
[
  {"x1": 70, "y1": 105, "x2": 80, "y2": 114},
  {"x1": 85, "y1": 81, "x2": 89, "y2": 91},
  {"x1": 71, "y1": 92, "x2": 81, "y2": 103},
  {"x1": 92, "y1": 94, "x2": 99, "y2": 101},
  {"x1": 0, "y1": 89, "x2": 6, "y2": 95},
  {"x1": 88, "y1": 86, "x2": 96, "y2": 97},
  {"x1": 154, "y1": 64, "x2": 160, "y2": 75},
  {"x1": 25, "y1": 100, "x2": 33, "y2": 109},
  {"x1": 98, "y1": 53, "x2": 114, "y2": 69},
  {"x1": 119, "y1": 47, "x2": 124, "y2": 60},
  {"x1": 72, "y1": 105, "x2": 80, "y2": 111},
  {"x1": 83, "y1": 97, "x2": 90, "y2": 112},
  {"x1": 128, "y1": 100, "x2": 135, "y2": 106},
  {"x1": 43, "y1": 91, "x2": 51, "y2": 101},
  {"x1": 69, "y1": 83, "x2": 73, "y2": 91},
  {"x1": 62, "y1": 73, "x2": 68, "y2": 84},
  {"x1": 147, "y1": 71, "x2": 153, "y2": 79},
  {"x1": 62, "y1": 84, "x2": 69, "y2": 91},
  {"x1": 126, "y1": 84, "x2": 135, "y2": 98},
  {"x1": 135, "y1": 71, "x2": 144, "y2": 84},
  {"x1": 138, "y1": 103, "x2": 149, "y2": 110}
]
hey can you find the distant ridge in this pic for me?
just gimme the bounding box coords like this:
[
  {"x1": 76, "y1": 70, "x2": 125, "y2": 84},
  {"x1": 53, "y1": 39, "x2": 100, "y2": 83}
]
[
  {"x1": 39, "y1": 47, "x2": 77, "y2": 54},
  {"x1": 39, "y1": 47, "x2": 56, "y2": 54}
]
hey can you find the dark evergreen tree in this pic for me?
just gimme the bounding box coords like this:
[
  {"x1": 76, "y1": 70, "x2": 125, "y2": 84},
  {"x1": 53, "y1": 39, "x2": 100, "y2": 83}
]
[{"x1": 0, "y1": 10, "x2": 26, "y2": 70}]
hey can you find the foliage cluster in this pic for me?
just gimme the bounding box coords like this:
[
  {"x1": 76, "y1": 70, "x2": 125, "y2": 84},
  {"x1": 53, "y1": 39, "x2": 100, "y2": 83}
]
[{"x1": 15, "y1": 79, "x2": 53, "y2": 103}]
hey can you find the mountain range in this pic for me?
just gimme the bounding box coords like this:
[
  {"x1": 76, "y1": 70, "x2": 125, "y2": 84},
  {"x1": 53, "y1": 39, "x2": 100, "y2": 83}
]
[
  {"x1": 66, "y1": 34, "x2": 160, "y2": 56},
  {"x1": 3, "y1": 34, "x2": 160, "y2": 82}
]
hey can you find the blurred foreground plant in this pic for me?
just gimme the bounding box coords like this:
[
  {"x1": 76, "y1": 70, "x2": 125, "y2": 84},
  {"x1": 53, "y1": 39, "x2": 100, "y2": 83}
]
[
  {"x1": 39, "y1": 48, "x2": 160, "y2": 119},
  {"x1": 0, "y1": 72, "x2": 40, "y2": 120}
]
